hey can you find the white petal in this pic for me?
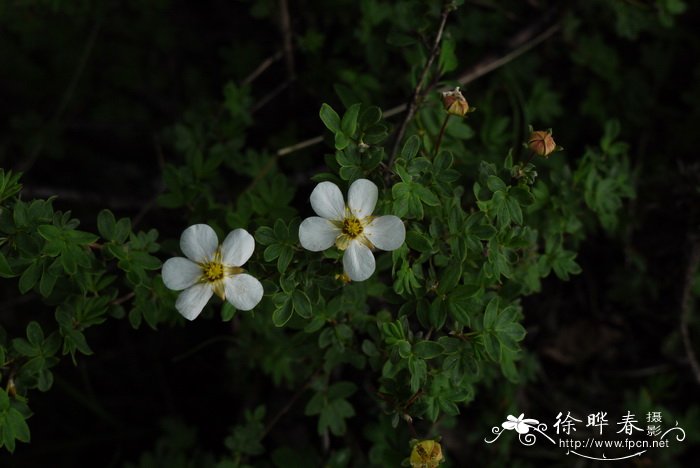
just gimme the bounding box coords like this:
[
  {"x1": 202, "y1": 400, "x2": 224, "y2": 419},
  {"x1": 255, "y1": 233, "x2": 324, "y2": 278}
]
[
  {"x1": 502, "y1": 421, "x2": 517, "y2": 430},
  {"x1": 224, "y1": 274, "x2": 264, "y2": 311},
  {"x1": 162, "y1": 257, "x2": 201, "y2": 291},
  {"x1": 310, "y1": 181, "x2": 346, "y2": 221},
  {"x1": 221, "y1": 228, "x2": 255, "y2": 267},
  {"x1": 180, "y1": 224, "x2": 219, "y2": 262},
  {"x1": 343, "y1": 241, "x2": 375, "y2": 281},
  {"x1": 299, "y1": 217, "x2": 340, "y2": 251},
  {"x1": 364, "y1": 215, "x2": 405, "y2": 251},
  {"x1": 347, "y1": 178, "x2": 378, "y2": 219},
  {"x1": 516, "y1": 423, "x2": 531, "y2": 435},
  {"x1": 175, "y1": 283, "x2": 214, "y2": 321}
]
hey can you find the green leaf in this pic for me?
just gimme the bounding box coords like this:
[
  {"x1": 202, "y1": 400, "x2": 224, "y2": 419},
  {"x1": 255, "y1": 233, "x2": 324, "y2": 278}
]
[
  {"x1": 97, "y1": 209, "x2": 116, "y2": 240},
  {"x1": 19, "y1": 261, "x2": 41, "y2": 294},
  {"x1": 437, "y1": 261, "x2": 462, "y2": 294},
  {"x1": 334, "y1": 132, "x2": 350, "y2": 150},
  {"x1": 272, "y1": 298, "x2": 294, "y2": 327},
  {"x1": 255, "y1": 226, "x2": 276, "y2": 245},
  {"x1": 277, "y1": 246, "x2": 294, "y2": 273},
  {"x1": 0, "y1": 388, "x2": 9, "y2": 410},
  {"x1": 341, "y1": 103, "x2": 361, "y2": 136},
  {"x1": 413, "y1": 184, "x2": 440, "y2": 207},
  {"x1": 221, "y1": 302, "x2": 237, "y2": 321},
  {"x1": 0, "y1": 252, "x2": 14, "y2": 278},
  {"x1": 406, "y1": 231, "x2": 432, "y2": 253},
  {"x1": 487, "y1": 175, "x2": 506, "y2": 192},
  {"x1": 26, "y1": 322, "x2": 44, "y2": 346},
  {"x1": 327, "y1": 382, "x2": 357, "y2": 400},
  {"x1": 292, "y1": 290, "x2": 312, "y2": 319},
  {"x1": 37, "y1": 224, "x2": 62, "y2": 241},
  {"x1": 7, "y1": 408, "x2": 30, "y2": 443},
  {"x1": 39, "y1": 269, "x2": 58, "y2": 297},
  {"x1": 506, "y1": 196, "x2": 523, "y2": 225},
  {"x1": 319, "y1": 103, "x2": 341, "y2": 133},
  {"x1": 358, "y1": 106, "x2": 382, "y2": 130},
  {"x1": 401, "y1": 135, "x2": 422, "y2": 161},
  {"x1": 483, "y1": 297, "x2": 499, "y2": 329},
  {"x1": 264, "y1": 243, "x2": 283, "y2": 261},
  {"x1": 12, "y1": 338, "x2": 37, "y2": 357},
  {"x1": 113, "y1": 218, "x2": 131, "y2": 243},
  {"x1": 413, "y1": 341, "x2": 444, "y2": 359}
]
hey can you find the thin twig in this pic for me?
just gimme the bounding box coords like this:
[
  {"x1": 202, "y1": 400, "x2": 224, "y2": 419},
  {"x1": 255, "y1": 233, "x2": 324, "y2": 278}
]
[
  {"x1": 434, "y1": 114, "x2": 451, "y2": 156},
  {"x1": 680, "y1": 236, "x2": 700, "y2": 386},
  {"x1": 274, "y1": 17, "x2": 561, "y2": 158},
  {"x1": 261, "y1": 378, "x2": 312, "y2": 438},
  {"x1": 242, "y1": 50, "x2": 284, "y2": 87},
  {"x1": 251, "y1": 78, "x2": 295, "y2": 114},
  {"x1": 279, "y1": 0, "x2": 295, "y2": 81},
  {"x1": 111, "y1": 291, "x2": 136, "y2": 306},
  {"x1": 16, "y1": 11, "x2": 104, "y2": 173},
  {"x1": 388, "y1": 5, "x2": 452, "y2": 166}
]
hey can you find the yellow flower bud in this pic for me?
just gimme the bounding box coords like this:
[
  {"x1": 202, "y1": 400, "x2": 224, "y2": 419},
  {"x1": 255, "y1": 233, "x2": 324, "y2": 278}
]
[
  {"x1": 335, "y1": 272, "x2": 352, "y2": 284},
  {"x1": 441, "y1": 87, "x2": 469, "y2": 117},
  {"x1": 527, "y1": 130, "x2": 557, "y2": 158},
  {"x1": 410, "y1": 439, "x2": 444, "y2": 468}
]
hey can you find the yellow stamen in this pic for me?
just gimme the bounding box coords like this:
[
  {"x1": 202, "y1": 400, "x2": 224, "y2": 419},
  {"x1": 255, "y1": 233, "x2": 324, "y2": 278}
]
[
  {"x1": 202, "y1": 262, "x2": 224, "y2": 282},
  {"x1": 342, "y1": 217, "x2": 363, "y2": 238}
]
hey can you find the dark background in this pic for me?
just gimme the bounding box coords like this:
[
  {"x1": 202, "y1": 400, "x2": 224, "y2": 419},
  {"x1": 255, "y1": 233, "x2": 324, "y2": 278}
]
[{"x1": 1, "y1": 0, "x2": 699, "y2": 466}]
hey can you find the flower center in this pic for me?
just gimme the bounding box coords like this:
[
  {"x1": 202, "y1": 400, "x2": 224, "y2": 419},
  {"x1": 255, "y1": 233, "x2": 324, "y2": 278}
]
[
  {"x1": 202, "y1": 262, "x2": 225, "y2": 282},
  {"x1": 342, "y1": 217, "x2": 363, "y2": 238}
]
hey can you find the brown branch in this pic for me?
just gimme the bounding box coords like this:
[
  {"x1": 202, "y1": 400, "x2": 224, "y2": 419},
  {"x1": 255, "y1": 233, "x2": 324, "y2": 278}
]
[
  {"x1": 278, "y1": 0, "x2": 295, "y2": 81},
  {"x1": 251, "y1": 78, "x2": 295, "y2": 114},
  {"x1": 680, "y1": 236, "x2": 700, "y2": 386},
  {"x1": 388, "y1": 5, "x2": 452, "y2": 166},
  {"x1": 242, "y1": 51, "x2": 284, "y2": 87},
  {"x1": 275, "y1": 15, "x2": 561, "y2": 158}
]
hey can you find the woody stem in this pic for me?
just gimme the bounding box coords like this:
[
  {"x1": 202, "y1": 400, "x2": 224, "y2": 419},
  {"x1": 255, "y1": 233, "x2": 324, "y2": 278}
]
[{"x1": 434, "y1": 114, "x2": 451, "y2": 156}]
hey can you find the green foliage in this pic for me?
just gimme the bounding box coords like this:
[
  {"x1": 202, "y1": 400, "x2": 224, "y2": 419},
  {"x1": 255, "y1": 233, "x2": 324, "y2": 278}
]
[{"x1": 0, "y1": 0, "x2": 693, "y2": 465}]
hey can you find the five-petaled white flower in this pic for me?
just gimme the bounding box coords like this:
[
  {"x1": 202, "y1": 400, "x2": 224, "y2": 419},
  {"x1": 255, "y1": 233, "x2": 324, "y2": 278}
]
[
  {"x1": 162, "y1": 224, "x2": 264, "y2": 320},
  {"x1": 298, "y1": 179, "x2": 405, "y2": 281},
  {"x1": 502, "y1": 414, "x2": 539, "y2": 434}
]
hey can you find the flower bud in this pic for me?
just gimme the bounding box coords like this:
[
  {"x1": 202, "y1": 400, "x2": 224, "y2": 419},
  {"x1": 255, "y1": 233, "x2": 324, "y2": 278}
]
[
  {"x1": 409, "y1": 439, "x2": 444, "y2": 468},
  {"x1": 441, "y1": 87, "x2": 469, "y2": 117},
  {"x1": 527, "y1": 130, "x2": 557, "y2": 158}
]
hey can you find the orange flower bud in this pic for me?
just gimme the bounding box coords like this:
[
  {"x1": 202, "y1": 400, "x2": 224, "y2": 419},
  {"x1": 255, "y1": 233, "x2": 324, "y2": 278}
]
[
  {"x1": 410, "y1": 439, "x2": 444, "y2": 468},
  {"x1": 441, "y1": 87, "x2": 469, "y2": 117},
  {"x1": 528, "y1": 130, "x2": 557, "y2": 158}
]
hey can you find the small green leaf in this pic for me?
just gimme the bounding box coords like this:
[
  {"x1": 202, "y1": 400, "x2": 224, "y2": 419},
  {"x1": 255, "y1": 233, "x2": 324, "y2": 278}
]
[
  {"x1": 277, "y1": 246, "x2": 294, "y2": 273},
  {"x1": 19, "y1": 261, "x2": 41, "y2": 294},
  {"x1": 26, "y1": 322, "x2": 44, "y2": 346},
  {"x1": 341, "y1": 103, "x2": 361, "y2": 136},
  {"x1": 406, "y1": 231, "x2": 432, "y2": 253},
  {"x1": 487, "y1": 175, "x2": 506, "y2": 192},
  {"x1": 437, "y1": 261, "x2": 462, "y2": 294},
  {"x1": 484, "y1": 297, "x2": 499, "y2": 329},
  {"x1": 319, "y1": 103, "x2": 341, "y2": 133},
  {"x1": 401, "y1": 135, "x2": 422, "y2": 161},
  {"x1": 272, "y1": 298, "x2": 294, "y2": 327},
  {"x1": 334, "y1": 132, "x2": 350, "y2": 150},
  {"x1": 0, "y1": 252, "x2": 14, "y2": 278},
  {"x1": 292, "y1": 290, "x2": 312, "y2": 319},
  {"x1": 358, "y1": 106, "x2": 382, "y2": 130},
  {"x1": 413, "y1": 341, "x2": 444, "y2": 359},
  {"x1": 255, "y1": 226, "x2": 276, "y2": 245},
  {"x1": 97, "y1": 209, "x2": 116, "y2": 240}
]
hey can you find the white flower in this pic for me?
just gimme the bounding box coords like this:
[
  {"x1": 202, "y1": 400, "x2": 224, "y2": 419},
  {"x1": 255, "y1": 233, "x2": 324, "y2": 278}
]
[
  {"x1": 502, "y1": 414, "x2": 539, "y2": 434},
  {"x1": 298, "y1": 179, "x2": 405, "y2": 282},
  {"x1": 161, "y1": 224, "x2": 264, "y2": 320}
]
